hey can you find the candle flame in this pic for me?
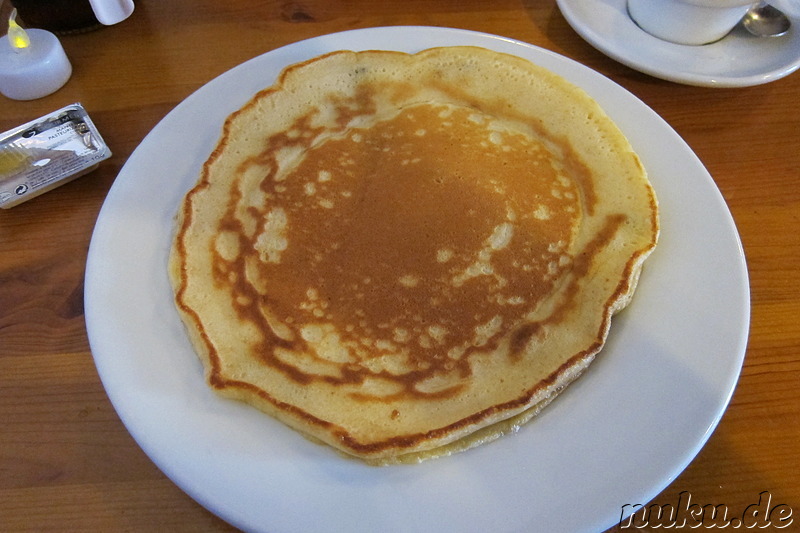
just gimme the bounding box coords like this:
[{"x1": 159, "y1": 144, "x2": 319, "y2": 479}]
[{"x1": 8, "y1": 9, "x2": 31, "y2": 52}]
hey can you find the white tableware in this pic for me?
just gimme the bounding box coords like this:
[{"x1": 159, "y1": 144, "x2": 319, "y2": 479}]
[
  {"x1": 85, "y1": 26, "x2": 749, "y2": 533},
  {"x1": 627, "y1": 0, "x2": 755, "y2": 45},
  {"x1": 558, "y1": 0, "x2": 800, "y2": 87},
  {"x1": 88, "y1": 0, "x2": 134, "y2": 25}
]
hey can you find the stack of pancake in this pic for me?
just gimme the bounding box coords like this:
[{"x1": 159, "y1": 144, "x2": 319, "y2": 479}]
[{"x1": 169, "y1": 46, "x2": 659, "y2": 464}]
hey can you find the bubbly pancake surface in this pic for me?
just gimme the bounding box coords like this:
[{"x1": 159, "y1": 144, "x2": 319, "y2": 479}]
[{"x1": 169, "y1": 47, "x2": 659, "y2": 464}]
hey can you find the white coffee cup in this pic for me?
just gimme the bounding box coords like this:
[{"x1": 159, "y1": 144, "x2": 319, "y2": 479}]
[{"x1": 627, "y1": 0, "x2": 756, "y2": 45}]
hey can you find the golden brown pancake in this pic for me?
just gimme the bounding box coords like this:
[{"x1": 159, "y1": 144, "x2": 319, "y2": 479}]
[{"x1": 169, "y1": 47, "x2": 659, "y2": 464}]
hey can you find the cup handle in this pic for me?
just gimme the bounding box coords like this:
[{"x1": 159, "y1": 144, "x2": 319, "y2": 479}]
[{"x1": 88, "y1": 0, "x2": 135, "y2": 25}]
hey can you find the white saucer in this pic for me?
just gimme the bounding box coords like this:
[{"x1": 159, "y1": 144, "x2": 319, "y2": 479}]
[{"x1": 557, "y1": 0, "x2": 800, "y2": 87}]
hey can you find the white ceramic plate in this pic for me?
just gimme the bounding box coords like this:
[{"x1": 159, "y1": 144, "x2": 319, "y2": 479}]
[
  {"x1": 85, "y1": 26, "x2": 749, "y2": 533},
  {"x1": 557, "y1": 0, "x2": 800, "y2": 87}
]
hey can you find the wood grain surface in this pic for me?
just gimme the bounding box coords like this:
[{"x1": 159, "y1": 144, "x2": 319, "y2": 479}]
[{"x1": 1, "y1": 1, "x2": 798, "y2": 531}]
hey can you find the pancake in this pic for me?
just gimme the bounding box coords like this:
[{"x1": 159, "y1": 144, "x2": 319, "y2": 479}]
[{"x1": 168, "y1": 46, "x2": 659, "y2": 464}]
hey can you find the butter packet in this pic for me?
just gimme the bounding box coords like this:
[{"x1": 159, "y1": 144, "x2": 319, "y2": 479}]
[{"x1": 0, "y1": 103, "x2": 112, "y2": 209}]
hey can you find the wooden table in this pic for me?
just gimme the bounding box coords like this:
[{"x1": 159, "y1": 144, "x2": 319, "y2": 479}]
[{"x1": 1, "y1": 1, "x2": 798, "y2": 531}]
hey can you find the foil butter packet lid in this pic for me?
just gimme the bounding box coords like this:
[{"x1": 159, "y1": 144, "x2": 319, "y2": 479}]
[{"x1": 0, "y1": 103, "x2": 112, "y2": 209}]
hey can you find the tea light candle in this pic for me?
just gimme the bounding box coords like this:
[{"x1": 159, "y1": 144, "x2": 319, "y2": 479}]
[{"x1": 0, "y1": 11, "x2": 72, "y2": 101}]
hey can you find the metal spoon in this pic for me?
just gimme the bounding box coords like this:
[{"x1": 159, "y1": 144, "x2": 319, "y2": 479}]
[{"x1": 742, "y1": 2, "x2": 791, "y2": 37}]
